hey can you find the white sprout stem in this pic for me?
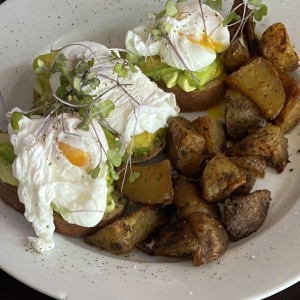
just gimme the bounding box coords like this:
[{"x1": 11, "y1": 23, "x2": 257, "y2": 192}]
[
  {"x1": 60, "y1": 112, "x2": 81, "y2": 138},
  {"x1": 36, "y1": 104, "x2": 63, "y2": 139}
]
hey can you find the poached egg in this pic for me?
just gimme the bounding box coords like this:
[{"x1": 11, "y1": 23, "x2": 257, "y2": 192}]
[
  {"x1": 125, "y1": 1, "x2": 230, "y2": 72},
  {"x1": 8, "y1": 112, "x2": 108, "y2": 252}
]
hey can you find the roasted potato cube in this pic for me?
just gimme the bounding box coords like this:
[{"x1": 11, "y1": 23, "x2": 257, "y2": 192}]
[
  {"x1": 166, "y1": 116, "x2": 205, "y2": 176},
  {"x1": 226, "y1": 57, "x2": 286, "y2": 120},
  {"x1": 153, "y1": 212, "x2": 228, "y2": 266},
  {"x1": 225, "y1": 89, "x2": 267, "y2": 140},
  {"x1": 274, "y1": 84, "x2": 300, "y2": 134},
  {"x1": 224, "y1": 38, "x2": 250, "y2": 72},
  {"x1": 259, "y1": 22, "x2": 299, "y2": 72},
  {"x1": 201, "y1": 153, "x2": 247, "y2": 202},
  {"x1": 224, "y1": 189, "x2": 271, "y2": 241},
  {"x1": 191, "y1": 115, "x2": 226, "y2": 156},
  {"x1": 187, "y1": 213, "x2": 229, "y2": 266},
  {"x1": 85, "y1": 207, "x2": 167, "y2": 254},
  {"x1": 225, "y1": 124, "x2": 288, "y2": 173},
  {"x1": 116, "y1": 160, "x2": 173, "y2": 206},
  {"x1": 173, "y1": 176, "x2": 219, "y2": 219}
]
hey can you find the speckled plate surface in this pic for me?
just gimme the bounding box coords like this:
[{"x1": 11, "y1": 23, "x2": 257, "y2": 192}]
[{"x1": 0, "y1": 0, "x2": 300, "y2": 299}]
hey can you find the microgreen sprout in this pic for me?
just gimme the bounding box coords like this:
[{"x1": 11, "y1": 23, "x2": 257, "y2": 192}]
[{"x1": 10, "y1": 111, "x2": 23, "y2": 132}]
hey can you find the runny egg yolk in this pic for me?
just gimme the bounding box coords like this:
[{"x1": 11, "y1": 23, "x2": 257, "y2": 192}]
[
  {"x1": 58, "y1": 142, "x2": 91, "y2": 167},
  {"x1": 181, "y1": 32, "x2": 226, "y2": 53}
]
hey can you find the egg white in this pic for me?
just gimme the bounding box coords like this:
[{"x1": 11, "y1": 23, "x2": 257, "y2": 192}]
[{"x1": 8, "y1": 112, "x2": 108, "y2": 252}]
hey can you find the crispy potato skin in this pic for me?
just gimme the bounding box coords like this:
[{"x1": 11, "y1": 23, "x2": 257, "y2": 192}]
[
  {"x1": 0, "y1": 181, "x2": 127, "y2": 237},
  {"x1": 274, "y1": 84, "x2": 300, "y2": 134},
  {"x1": 224, "y1": 190, "x2": 271, "y2": 241},
  {"x1": 166, "y1": 116, "x2": 205, "y2": 176},
  {"x1": 225, "y1": 89, "x2": 267, "y2": 140},
  {"x1": 192, "y1": 116, "x2": 226, "y2": 156},
  {"x1": 173, "y1": 176, "x2": 220, "y2": 219},
  {"x1": 187, "y1": 213, "x2": 229, "y2": 266},
  {"x1": 153, "y1": 212, "x2": 229, "y2": 266},
  {"x1": 224, "y1": 38, "x2": 250, "y2": 72},
  {"x1": 152, "y1": 220, "x2": 199, "y2": 258},
  {"x1": 259, "y1": 22, "x2": 299, "y2": 72},
  {"x1": 278, "y1": 68, "x2": 299, "y2": 99},
  {"x1": 225, "y1": 124, "x2": 289, "y2": 173},
  {"x1": 230, "y1": 156, "x2": 266, "y2": 179},
  {"x1": 116, "y1": 160, "x2": 173, "y2": 206},
  {"x1": 157, "y1": 74, "x2": 226, "y2": 112},
  {"x1": 201, "y1": 153, "x2": 247, "y2": 202},
  {"x1": 230, "y1": 156, "x2": 267, "y2": 195},
  {"x1": 85, "y1": 207, "x2": 168, "y2": 254},
  {"x1": 226, "y1": 57, "x2": 286, "y2": 120}
]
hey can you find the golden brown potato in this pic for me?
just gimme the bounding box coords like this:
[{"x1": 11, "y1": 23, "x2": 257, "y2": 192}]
[
  {"x1": 274, "y1": 83, "x2": 300, "y2": 134},
  {"x1": 153, "y1": 212, "x2": 229, "y2": 266},
  {"x1": 173, "y1": 176, "x2": 220, "y2": 219},
  {"x1": 224, "y1": 189, "x2": 271, "y2": 241},
  {"x1": 166, "y1": 116, "x2": 205, "y2": 176},
  {"x1": 224, "y1": 124, "x2": 288, "y2": 173},
  {"x1": 226, "y1": 57, "x2": 286, "y2": 120},
  {"x1": 225, "y1": 89, "x2": 267, "y2": 140},
  {"x1": 191, "y1": 115, "x2": 226, "y2": 156},
  {"x1": 116, "y1": 160, "x2": 173, "y2": 206},
  {"x1": 201, "y1": 153, "x2": 247, "y2": 202},
  {"x1": 259, "y1": 22, "x2": 299, "y2": 72},
  {"x1": 224, "y1": 38, "x2": 250, "y2": 72},
  {"x1": 158, "y1": 74, "x2": 226, "y2": 112},
  {"x1": 85, "y1": 206, "x2": 168, "y2": 254},
  {"x1": 187, "y1": 213, "x2": 229, "y2": 266}
]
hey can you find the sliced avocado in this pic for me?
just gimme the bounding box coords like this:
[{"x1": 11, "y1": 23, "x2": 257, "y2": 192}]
[
  {"x1": 125, "y1": 129, "x2": 165, "y2": 160},
  {"x1": 138, "y1": 55, "x2": 224, "y2": 92},
  {"x1": 177, "y1": 73, "x2": 197, "y2": 92},
  {"x1": 161, "y1": 72, "x2": 178, "y2": 88}
]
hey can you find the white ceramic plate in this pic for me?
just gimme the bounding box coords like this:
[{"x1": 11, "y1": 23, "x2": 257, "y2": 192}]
[{"x1": 1, "y1": 0, "x2": 300, "y2": 299}]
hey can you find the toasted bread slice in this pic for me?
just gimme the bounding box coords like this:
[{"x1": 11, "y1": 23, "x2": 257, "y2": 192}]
[
  {"x1": 0, "y1": 180, "x2": 127, "y2": 237},
  {"x1": 157, "y1": 74, "x2": 226, "y2": 112}
]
